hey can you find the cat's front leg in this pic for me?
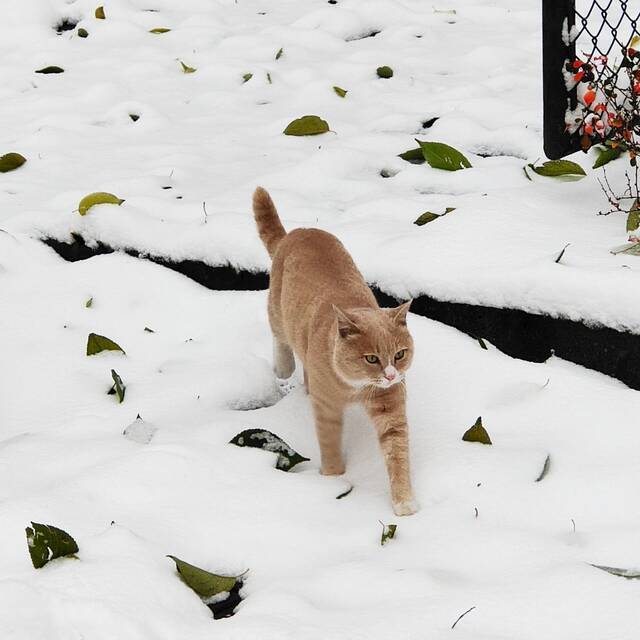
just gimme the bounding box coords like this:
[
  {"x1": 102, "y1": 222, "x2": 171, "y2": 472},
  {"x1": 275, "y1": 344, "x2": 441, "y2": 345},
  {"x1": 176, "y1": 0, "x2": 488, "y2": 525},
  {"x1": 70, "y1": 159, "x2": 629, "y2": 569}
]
[
  {"x1": 311, "y1": 395, "x2": 346, "y2": 475},
  {"x1": 364, "y1": 387, "x2": 418, "y2": 516}
]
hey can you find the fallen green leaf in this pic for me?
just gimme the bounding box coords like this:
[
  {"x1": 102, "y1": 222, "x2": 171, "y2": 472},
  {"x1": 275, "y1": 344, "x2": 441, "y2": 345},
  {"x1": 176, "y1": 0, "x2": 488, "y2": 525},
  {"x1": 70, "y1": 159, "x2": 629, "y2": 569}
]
[
  {"x1": 414, "y1": 206, "x2": 455, "y2": 226},
  {"x1": 109, "y1": 369, "x2": 125, "y2": 403},
  {"x1": 167, "y1": 555, "x2": 240, "y2": 599},
  {"x1": 95, "y1": 5, "x2": 105, "y2": 19},
  {"x1": 35, "y1": 66, "x2": 64, "y2": 74},
  {"x1": 26, "y1": 522, "x2": 79, "y2": 569},
  {"x1": 398, "y1": 147, "x2": 425, "y2": 164},
  {"x1": 414, "y1": 211, "x2": 440, "y2": 226},
  {"x1": 86, "y1": 333, "x2": 125, "y2": 356},
  {"x1": 462, "y1": 416, "x2": 492, "y2": 445},
  {"x1": 242, "y1": 73, "x2": 253, "y2": 83},
  {"x1": 528, "y1": 159, "x2": 586, "y2": 177},
  {"x1": 535, "y1": 454, "x2": 551, "y2": 482},
  {"x1": 229, "y1": 428, "x2": 309, "y2": 471},
  {"x1": 180, "y1": 61, "x2": 196, "y2": 74},
  {"x1": 283, "y1": 115, "x2": 330, "y2": 136},
  {"x1": 415, "y1": 139, "x2": 472, "y2": 171},
  {"x1": 476, "y1": 337, "x2": 488, "y2": 350},
  {"x1": 77, "y1": 28, "x2": 89, "y2": 38},
  {"x1": 149, "y1": 27, "x2": 171, "y2": 33},
  {"x1": 523, "y1": 165, "x2": 532, "y2": 181},
  {"x1": 377, "y1": 66, "x2": 393, "y2": 78},
  {"x1": 85, "y1": 297, "x2": 93, "y2": 308},
  {"x1": 0, "y1": 152, "x2": 27, "y2": 173},
  {"x1": 333, "y1": 86, "x2": 347, "y2": 97},
  {"x1": 591, "y1": 564, "x2": 640, "y2": 579},
  {"x1": 144, "y1": 326, "x2": 155, "y2": 333},
  {"x1": 380, "y1": 522, "x2": 397, "y2": 545},
  {"x1": 78, "y1": 192, "x2": 124, "y2": 216},
  {"x1": 266, "y1": 72, "x2": 272, "y2": 84},
  {"x1": 627, "y1": 203, "x2": 640, "y2": 232},
  {"x1": 275, "y1": 47, "x2": 284, "y2": 60},
  {"x1": 593, "y1": 145, "x2": 623, "y2": 169}
]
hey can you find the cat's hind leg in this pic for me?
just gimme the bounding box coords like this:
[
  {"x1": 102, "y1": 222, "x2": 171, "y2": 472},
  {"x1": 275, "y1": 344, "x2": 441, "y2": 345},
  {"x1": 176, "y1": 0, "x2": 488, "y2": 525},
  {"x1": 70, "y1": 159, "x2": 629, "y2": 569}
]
[{"x1": 273, "y1": 338, "x2": 295, "y2": 379}]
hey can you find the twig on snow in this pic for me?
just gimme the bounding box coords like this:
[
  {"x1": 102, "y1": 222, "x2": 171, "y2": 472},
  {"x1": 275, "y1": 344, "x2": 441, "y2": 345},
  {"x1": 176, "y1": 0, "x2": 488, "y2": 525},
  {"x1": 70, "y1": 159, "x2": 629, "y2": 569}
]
[{"x1": 451, "y1": 606, "x2": 476, "y2": 630}]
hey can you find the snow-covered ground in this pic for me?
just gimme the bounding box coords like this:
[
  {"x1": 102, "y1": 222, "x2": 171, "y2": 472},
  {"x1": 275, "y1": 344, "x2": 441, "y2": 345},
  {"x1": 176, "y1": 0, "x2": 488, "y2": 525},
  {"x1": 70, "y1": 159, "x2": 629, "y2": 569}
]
[
  {"x1": 2, "y1": 0, "x2": 640, "y2": 331},
  {"x1": 2, "y1": 1, "x2": 640, "y2": 638},
  {"x1": 2, "y1": 235, "x2": 640, "y2": 639}
]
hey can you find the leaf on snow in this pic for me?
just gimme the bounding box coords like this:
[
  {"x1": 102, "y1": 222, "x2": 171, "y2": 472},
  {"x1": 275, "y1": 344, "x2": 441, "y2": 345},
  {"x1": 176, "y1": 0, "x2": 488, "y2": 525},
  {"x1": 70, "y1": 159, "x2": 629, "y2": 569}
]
[
  {"x1": 78, "y1": 192, "x2": 124, "y2": 216},
  {"x1": 0, "y1": 152, "x2": 27, "y2": 173},
  {"x1": 180, "y1": 61, "x2": 197, "y2": 74},
  {"x1": 229, "y1": 428, "x2": 309, "y2": 471},
  {"x1": 109, "y1": 369, "x2": 126, "y2": 403},
  {"x1": 462, "y1": 416, "x2": 492, "y2": 445},
  {"x1": 528, "y1": 159, "x2": 586, "y2": 177},
  {"x1": 591, "y1": 564, "x2": 640, "y2": 579},
  {"x1": 380, "y1": 522, "x2": 397, "y2": 545},
  {"x1": 398, "y1": 147, "x2": 425, "y2": 164},
  {"x1": 626, "y1": 202, "x2": 640, "y2": 232},
  {"x1": 414, "y1": 207, "x2": 455, "y2": 226},
  {"x1": 275, "y1": 47, "x2": 284, "y2": 60},
  {"x1": 167, "y1": 555, "x2": 240, "y2": 599},
  {"x1": 25, "y1": 522, "x2": 79, "y2": 569},
  {"x1": 593, "y1": 145, "x2": 623, "y2": 169},
  {"x1": 95, "y1": 6, "x2": 105, "y2": 19},
  {"x1": 415, "y1": 139, "x2": 472, "y2": 171},
  {"x1": 283, "y1": 115, "x2": 330, "y2": 136},
  {"x1": 86, "y1": 332, "x2": 125, "y2": 356},
  {"x1": 85, "y1": 297, "x2": 93, "y2": 308},
  {"x1": 333, "y1": 86, "x2": 347, "y2": 97},
  {"x1": 535, "y1": 454, "x2": 551, "y2": 482},
  {"x1": 242, "y1": 73, "x2": 253, "y2": 83},
  {"x1": 35, "y1": 66, "x2": 64, "y2": 74},
  {"x1": 611, "y1": 242, "x2": 640, "y2": 256},
  {"x1": 149, "y1": 27, "x2": 171, "y2": 33},
  {"x1": 376, "y1": 66, "x2": 393, "y2": 78},
  {"x1": 77, "y1": 28, "x2": 89, "y2": 38}
]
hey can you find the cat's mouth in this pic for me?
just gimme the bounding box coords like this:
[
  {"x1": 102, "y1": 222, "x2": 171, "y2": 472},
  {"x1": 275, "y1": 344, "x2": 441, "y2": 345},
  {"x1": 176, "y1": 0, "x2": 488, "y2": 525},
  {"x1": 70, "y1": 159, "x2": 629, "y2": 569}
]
[{"x1": 375, "y1": 376, "x2": 403, "y2": 389}]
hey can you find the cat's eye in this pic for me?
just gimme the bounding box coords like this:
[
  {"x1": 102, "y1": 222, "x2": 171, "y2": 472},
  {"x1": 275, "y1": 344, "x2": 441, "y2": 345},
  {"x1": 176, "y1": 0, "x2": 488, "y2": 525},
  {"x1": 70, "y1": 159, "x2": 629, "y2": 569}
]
[
  {"x1": 365, "y1": 354, "x2": 379, "y2": 364},
  {"x1": 395, "y1": 349, "x2": 406, "y2": 361}
]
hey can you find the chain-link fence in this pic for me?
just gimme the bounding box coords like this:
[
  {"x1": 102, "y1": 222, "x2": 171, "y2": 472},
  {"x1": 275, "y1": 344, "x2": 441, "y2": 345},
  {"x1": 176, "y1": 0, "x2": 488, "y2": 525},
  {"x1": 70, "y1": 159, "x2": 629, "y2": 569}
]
[{"x1": 543, "y1": 0, "x2": 640, "y2": 158}]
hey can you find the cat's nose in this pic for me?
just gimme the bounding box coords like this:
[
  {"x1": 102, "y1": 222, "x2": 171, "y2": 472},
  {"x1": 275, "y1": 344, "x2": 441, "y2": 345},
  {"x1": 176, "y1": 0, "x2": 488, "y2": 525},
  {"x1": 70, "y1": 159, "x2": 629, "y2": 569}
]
[{"x1": 384, "y1": 367, "x2": 397, "y2": 381}]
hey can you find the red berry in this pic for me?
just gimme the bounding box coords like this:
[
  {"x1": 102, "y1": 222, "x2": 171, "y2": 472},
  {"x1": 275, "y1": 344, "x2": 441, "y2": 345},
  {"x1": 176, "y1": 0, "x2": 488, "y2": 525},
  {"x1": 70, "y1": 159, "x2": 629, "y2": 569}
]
[{"x1": 584, "y1": 90, "x2": 596, "y2": 106}]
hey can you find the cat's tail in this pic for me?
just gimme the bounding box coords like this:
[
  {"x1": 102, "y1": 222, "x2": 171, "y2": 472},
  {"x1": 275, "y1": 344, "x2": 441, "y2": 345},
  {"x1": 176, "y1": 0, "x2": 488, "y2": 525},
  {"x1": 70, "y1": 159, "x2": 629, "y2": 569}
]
[{"x1": 253, "y1": 187, "x2": 286, "y2": 258}]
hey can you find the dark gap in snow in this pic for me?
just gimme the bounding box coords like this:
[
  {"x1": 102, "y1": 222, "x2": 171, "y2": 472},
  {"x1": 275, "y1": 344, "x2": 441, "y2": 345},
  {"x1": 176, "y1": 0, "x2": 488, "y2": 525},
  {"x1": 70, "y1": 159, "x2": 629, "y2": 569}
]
[
  {"x1": 345, "y1": 30, "x2": 381, "y2": 41},
  {"x1": 208, "y1": 581, "x2": 243, "y2": 619},
  {"x1": 55, "y1": 18, "x2": 78, "y2": 33},
  {"x1": 43, "y1": 234, "x2": 269, "y2": 291},
  {"x1": 328, "y1": 0, "x2": 337, "y2": 4},
  {"x1": 42, "y1": 234, "x2": 640, "y2": 390},
  {"x1": 421, "y1": 116, "x2": 439, "y2": 129},
  {"x1": 129, "y1": 114, "x2": 140, "y2": 122},
  {"x1": 380, "y1": 168, "x2": 398, "y2": 178}
]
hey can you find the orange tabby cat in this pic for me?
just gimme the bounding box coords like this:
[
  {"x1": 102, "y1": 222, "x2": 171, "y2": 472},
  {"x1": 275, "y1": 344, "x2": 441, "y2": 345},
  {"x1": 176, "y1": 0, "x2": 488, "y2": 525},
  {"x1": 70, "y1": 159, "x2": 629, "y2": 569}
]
[{"x1": 253, "y1": 187, "x2": 417, "y2": 516}]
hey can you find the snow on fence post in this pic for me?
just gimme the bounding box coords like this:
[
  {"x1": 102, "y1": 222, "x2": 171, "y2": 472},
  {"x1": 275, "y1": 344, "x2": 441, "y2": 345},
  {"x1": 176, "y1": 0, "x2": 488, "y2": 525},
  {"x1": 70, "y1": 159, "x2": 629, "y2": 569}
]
[{"x1": 542, "y1": 0, "x2": 640, "y2": 159}]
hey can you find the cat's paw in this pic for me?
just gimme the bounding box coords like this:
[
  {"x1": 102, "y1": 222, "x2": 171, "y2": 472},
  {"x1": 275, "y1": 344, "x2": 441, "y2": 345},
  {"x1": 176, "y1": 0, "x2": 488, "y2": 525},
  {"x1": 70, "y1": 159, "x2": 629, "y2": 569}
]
[
  {"x1": 393, "y1": 497, "x2": 419, "y2": 516},
  {"x1": 276, "y1": 377, "x2": 297, "y2": 396}
]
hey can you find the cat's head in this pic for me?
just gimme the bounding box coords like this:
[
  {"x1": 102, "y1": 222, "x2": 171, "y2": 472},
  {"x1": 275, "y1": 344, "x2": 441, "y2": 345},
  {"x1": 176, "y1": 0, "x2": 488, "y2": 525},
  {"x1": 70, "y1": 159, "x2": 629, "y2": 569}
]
[{"x1": 331, "y1": 302, "x2": 413, "y2": 390}]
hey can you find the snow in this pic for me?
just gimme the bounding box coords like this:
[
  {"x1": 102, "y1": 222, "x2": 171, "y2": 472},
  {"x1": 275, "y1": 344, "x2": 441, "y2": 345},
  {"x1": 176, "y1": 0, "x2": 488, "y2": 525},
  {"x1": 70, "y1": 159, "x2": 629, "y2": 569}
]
[
  {"x1": 2, "y1": 0, "x2": 640, "y2": 332},
  {"x1": 2, "y1": 1, "x2": 640, "y2": 638}
]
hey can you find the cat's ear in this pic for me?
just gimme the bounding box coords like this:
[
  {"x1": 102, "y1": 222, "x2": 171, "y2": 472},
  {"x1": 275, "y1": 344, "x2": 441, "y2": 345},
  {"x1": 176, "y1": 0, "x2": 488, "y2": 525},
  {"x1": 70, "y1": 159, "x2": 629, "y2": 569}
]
[
  {"x1": 332, "y1": 305, "x2": 360, "y2": 338},
  {"x1": 389, "y1": 300, "x2": 412, "y2": 326}
]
